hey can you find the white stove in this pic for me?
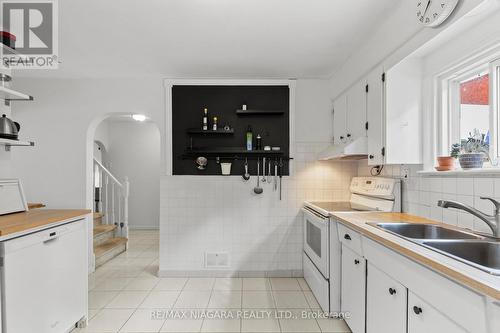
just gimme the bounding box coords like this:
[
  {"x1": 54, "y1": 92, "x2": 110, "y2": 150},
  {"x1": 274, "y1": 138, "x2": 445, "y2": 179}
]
[{"x1": 302, "y1": 177, "x2": 401, "y2": 313}]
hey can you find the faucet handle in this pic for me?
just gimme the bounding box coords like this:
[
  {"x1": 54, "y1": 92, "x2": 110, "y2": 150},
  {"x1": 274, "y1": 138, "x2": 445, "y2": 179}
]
[{"x1": 480, "y1": 197, "x2": 500, "y2": 211}]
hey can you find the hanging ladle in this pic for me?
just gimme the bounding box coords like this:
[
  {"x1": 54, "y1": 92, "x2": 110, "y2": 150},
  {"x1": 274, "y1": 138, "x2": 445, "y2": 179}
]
[{"x1": 254, "y1": 158, "x2": 263, "y2": 194}]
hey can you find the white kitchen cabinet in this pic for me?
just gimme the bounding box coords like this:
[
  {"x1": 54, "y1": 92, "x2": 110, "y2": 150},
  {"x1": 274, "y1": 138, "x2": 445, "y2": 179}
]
[
  {"x1": 366, "y1": 263, "x2": 407, "y2": 333},
  {"x1": 341, "y1": 245, "x2": 366, "y2": 333},
  {"x1": 333, "y1": 94, "x2": 348, "y2": 144},
  {"x1": 365, "y1": 57, "x2": 422, "y2": 165},
  {"x1": 333, "y1": 82, "x2": 367, "y2": 146},
  {"x1": 366, "y1": 67, "x2": 385, "y2": 165},
  {"x1": 1, "y1": 219, "x2": 87, "y2": 333},
  {"x1": 346, "y1": 80, "x2": 367, "y2": 141},
  {"x1": 408, "y1": 291, "x2": 467, "y2": 333},
  {"x1": 384, "y1": 57, "x2": 422, "y2": 165}
]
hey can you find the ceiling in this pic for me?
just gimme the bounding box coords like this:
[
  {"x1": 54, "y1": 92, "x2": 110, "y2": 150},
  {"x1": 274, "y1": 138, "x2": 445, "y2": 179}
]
[{"x1": 19, "y1": 0, "x2": 399, "y2": 79}]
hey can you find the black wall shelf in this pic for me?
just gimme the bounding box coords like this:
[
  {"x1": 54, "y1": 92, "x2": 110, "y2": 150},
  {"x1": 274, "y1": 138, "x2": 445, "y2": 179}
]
[
  {"x1": 236, "y1": 109, "x2": 284, "y2": 115},
  {"x1": 187, "y1": 128, "x2": 234, "y2": 135},
  {"x1": 172, "y1": 85, "x2": 290, "y2": 175}
]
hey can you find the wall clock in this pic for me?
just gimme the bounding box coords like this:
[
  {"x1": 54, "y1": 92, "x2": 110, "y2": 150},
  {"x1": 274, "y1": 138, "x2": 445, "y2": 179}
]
[{"x1": 416, "y1": 0, "x2": 460, "y2": 27}]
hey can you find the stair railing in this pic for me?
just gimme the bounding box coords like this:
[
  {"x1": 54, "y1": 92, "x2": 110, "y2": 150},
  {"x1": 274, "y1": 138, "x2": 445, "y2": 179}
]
[{"x1": 93, "y1": 158, "x2": 129, "y2": 238}]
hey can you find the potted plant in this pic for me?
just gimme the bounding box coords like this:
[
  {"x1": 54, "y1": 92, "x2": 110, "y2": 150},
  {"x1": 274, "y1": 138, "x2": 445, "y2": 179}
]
[{"x1": 456, "y1": 129, "x2": 489, "y2": 170}]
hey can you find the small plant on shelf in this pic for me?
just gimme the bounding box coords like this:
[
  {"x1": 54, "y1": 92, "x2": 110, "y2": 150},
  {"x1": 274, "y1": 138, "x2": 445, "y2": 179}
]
[{"x1": 454, "y1": 129, "x2": 490, "y2": 170}]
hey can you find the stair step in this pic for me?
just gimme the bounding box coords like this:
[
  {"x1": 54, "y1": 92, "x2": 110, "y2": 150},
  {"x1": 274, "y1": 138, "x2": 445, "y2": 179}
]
[
  {"x1": 94, "y1": 237, "x2": 127, "y2": 267},
  {"x1": 93, "y1": 212, "x2": 104, "y2": 219},
  {"x1": 94, "y1": 224, "x2": 116, "y2": 237}
]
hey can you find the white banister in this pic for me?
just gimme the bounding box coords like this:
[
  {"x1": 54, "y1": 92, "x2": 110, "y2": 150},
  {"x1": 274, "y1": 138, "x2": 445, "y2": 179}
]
[{"x1": 93, "y1": 158, "x2": 129, "y2": 237}]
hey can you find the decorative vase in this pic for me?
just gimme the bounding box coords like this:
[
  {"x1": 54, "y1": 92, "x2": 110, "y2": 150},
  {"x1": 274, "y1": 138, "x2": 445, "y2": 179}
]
[
  {"x1": 458, "y1": 153, "x2": 484, "y2": 170},
  {"x1": 436, "y1": 156, "x2": 455, "y2": 171}
]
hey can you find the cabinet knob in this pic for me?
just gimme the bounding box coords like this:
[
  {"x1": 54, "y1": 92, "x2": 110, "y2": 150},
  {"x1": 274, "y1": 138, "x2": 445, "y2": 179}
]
[
  {"x1": 369, "y1": 155, "x2": 374, "y2": 159},
  {"x1": 347, "y1": 133, "x2": 351, "y2": 138},
  {"x1": 340, "y1": 136, "x2": 344, "y2": 140},
  {"x1": 354, "y1": 259, "x2": 360, "y2": 265},
  {"x1": 413, "y1": 306, "x2": 423, "y2": 315},
  {"x1": 389, "y1": 288, "x2": 396, "y2": 295},
  {"x1": 344, "y1": 234, "x2": 351, "y2": 240}
]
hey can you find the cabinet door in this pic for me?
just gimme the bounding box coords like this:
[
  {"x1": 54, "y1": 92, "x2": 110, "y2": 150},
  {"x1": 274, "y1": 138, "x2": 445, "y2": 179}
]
[
  {"x1": 408, "y1": 292, "x2": 467, "y2": 333},
  {"x1": 366, "y1": 263, "x2": 407, "y2": 333},
  {"x1": 333, "y1": 94, "x2": 347, "y2": 144},
  {"x1": 346, "y1": 81, "x2": 367, "y2": 141},
  {"x1": 366, "y1": 67, "x2": 385, "y2": 165},
  {"x1": 341, "y1": 245, "x2": 366, "y2": 333}
]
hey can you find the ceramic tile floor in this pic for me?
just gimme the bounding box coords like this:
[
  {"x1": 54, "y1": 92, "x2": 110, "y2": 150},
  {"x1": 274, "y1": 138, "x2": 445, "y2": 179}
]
[{"x1": 77, "y1": 230, "x2": 351, "y2": 333}]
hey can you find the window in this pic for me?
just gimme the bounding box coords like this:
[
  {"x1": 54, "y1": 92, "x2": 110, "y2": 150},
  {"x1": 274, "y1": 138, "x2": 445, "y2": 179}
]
[{"x1": 439, "y1": 56, "x2": 500, "y2": 163}]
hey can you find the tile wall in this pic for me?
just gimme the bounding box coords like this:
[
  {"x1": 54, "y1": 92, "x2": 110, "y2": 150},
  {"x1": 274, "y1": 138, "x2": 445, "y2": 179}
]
[
  {"x1": 159, "y1": 142, "x2": 357, "y2": 276},
  {"x1": 358, "y1": 162, "x2": 499, "y2": 235}
]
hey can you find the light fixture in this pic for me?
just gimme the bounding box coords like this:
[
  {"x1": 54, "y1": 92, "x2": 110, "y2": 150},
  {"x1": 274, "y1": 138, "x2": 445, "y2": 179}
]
[{"x1": 132, "y1": 114, "x2": 146, "y2": 122}]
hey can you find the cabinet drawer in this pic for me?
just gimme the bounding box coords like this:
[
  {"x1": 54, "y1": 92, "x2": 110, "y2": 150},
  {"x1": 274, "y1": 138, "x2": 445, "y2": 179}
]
[{"x1": 338, "y1": 223, "x2": 363, "y2": 255}]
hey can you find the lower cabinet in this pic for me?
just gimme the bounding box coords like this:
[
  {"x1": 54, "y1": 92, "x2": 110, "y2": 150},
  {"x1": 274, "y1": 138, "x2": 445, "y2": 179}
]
[
  {"x1": 408, "y1": 291, "x2": 468, "y2": 333},
  {"x1": 366, "y1": 263, "x2": 407, "y2": 333},
  {"x1": 341, "y1": 245, "x2": 366, "y2": 333}
]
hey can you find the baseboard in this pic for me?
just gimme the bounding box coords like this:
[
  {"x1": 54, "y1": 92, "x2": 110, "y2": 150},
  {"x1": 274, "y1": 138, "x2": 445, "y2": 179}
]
[
  {"x1": 128, "y1": 226, "x2": 159, "y2": 230},
  {"x1": 158, "y1": 269, "x2": 303, "y2": 278}
]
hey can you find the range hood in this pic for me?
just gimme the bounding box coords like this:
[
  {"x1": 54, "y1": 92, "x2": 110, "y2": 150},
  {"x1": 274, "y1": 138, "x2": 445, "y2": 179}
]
[{"x1": 318, "y1": 136, "x2": 368, "y2": 160}]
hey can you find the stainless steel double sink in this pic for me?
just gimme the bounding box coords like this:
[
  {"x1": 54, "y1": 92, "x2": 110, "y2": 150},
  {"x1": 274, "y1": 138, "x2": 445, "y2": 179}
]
[{"x1": 369, "y1": 223, "x2": 500, "y2": 275}]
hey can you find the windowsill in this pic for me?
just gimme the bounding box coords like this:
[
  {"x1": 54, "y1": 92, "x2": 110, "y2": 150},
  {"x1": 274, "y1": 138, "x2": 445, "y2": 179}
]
[{"x1": 418, "y1": 167, "x2": 500, "y2": 177}]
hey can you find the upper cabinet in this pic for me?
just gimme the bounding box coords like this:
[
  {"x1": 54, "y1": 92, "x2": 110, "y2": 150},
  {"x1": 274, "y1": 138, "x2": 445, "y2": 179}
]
[
  {"x1": 333, "y1": 81, "x2": 367, "y2": 145},
  {"x1": 346, "y1": 80, "x2": 368, "y2": 141},
  {"x1": 366, "y1": 58, "x2": 422, "y2": 165}
]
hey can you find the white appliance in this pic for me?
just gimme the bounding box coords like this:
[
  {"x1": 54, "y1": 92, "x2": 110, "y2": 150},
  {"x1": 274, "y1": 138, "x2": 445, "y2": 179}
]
[
  {"x1": 302, "y1": 177, "x2": 401, "y2": 313},
  {"x1": 0, "y1": 179, "x2": 28, "y2": 215},
  {"x1": 317, "y1": 136, "x2": 368, "y2": 161},
  {"x1": 0, "y1": 219, "x2": 87, "y2": 333}
]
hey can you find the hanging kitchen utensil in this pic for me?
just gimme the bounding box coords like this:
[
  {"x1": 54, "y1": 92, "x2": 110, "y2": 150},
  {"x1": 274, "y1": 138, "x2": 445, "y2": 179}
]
[
  {"x1": 274, "y1": 159, "x2": 278, "y2": 191},
  {"x1": 254, "y1": 158, "x2": 263, "y2": 195},
  {"x1": 261, "y1": 157, "x2": 266, "y2": 183},
  {"x1": 279, "y1": 158, "x2": 283, "y2": 200},
  {"x1": 0, "y1": 114, "x2": 20, "y2": 140},
  {"x1": 267, "y1": 161, "x2": 272, "y2": 183},
  {"x1": 242, "y1": 158, "x2": 250, "y2": 181}
]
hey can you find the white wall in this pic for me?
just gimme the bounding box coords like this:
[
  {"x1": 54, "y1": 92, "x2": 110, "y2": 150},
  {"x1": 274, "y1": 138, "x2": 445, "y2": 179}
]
[
  {"x1": 9, "y1": 78, "x2": 165, "y2": 208},
  {"x1": 101, "y1": 120, "x2": 160, "y2": 229}
]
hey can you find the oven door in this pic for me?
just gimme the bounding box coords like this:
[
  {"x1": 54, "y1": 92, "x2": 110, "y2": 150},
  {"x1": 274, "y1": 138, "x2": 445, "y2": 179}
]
[{"x1": 302, "y1": 208, "x2": 329, "y2": 278}]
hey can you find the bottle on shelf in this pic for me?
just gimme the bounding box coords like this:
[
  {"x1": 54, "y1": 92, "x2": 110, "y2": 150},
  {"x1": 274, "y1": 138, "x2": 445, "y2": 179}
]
[
  {"x1": 202, "y1": 108, "x2": 208, "y2": 131},
  {"x1": 256, "y1": 134, "x2": 262, "y2": 150},
  {"x1": 246, "y1": 126, "x2": 253, "y2": 151},
  {"x1": 212, "y1": 117, "x2": 218, "y2": 131}
]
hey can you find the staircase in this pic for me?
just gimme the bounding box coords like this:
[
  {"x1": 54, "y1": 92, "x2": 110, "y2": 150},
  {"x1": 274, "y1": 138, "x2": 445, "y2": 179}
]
[{"x1": 93, "y1": 159, "x2": 130, "y2": 268}]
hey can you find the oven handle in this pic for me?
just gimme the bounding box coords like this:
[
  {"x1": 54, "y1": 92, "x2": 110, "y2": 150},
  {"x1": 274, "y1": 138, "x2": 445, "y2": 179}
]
[{"x1": 302, "y1": 207, "x2": 329, "y2": 220}]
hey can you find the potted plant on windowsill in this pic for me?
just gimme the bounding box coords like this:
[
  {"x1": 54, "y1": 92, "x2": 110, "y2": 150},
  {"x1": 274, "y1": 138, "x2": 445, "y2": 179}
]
[{"x1": 457, "y1": 129, "x2": 489, "y2": 170}]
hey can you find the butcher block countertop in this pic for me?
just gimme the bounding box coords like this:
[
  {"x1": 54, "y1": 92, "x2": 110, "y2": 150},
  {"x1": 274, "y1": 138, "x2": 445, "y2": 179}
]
[
  {"x1": 331, "y1": 212, "x2": 500, "y2": 300},
  {"x1": 0, "y1": 209, "x2": 91, "y2": 239}
]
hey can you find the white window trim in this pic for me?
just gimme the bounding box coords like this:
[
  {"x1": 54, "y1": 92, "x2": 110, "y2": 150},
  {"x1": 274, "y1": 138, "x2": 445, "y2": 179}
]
[
  {"x1": 433, "y1": 43, "x2": 500, "y2": 170},
  {"x1": 163, "y1": 78, "x2": 296, "y2": 176}
]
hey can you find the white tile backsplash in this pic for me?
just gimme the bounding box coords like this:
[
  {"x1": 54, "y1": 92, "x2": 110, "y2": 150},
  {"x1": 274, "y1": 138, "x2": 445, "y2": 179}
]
[
  {"x1": 159, "y1": 142, "x2": 357, "y2": 275},
  {"x1": 358, "y1": 162, "x2": 498, "y2": 235}
]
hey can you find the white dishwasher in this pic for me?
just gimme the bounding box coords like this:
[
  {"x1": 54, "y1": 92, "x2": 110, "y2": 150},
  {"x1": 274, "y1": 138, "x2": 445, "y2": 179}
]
[{"x1": 0, "y1": 219, "x2": 87, "y2": 333}]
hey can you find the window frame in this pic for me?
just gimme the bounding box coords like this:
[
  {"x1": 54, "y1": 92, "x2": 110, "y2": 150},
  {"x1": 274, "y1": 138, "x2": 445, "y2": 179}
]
[{"x1": 437, "y1": 52, "x2": 500, "y2": 163}]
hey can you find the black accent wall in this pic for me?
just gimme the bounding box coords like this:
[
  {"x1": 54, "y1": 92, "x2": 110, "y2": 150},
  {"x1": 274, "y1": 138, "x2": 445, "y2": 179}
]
[{"x1": 172, "y1": 85, "x2": 290, "y2": 175}]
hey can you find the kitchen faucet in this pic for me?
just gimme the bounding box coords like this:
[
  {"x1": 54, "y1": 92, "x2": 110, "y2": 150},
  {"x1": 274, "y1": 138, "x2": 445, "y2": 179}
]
[{"x1": 438, "y1": 197, "x2": 500, "y2": 237}]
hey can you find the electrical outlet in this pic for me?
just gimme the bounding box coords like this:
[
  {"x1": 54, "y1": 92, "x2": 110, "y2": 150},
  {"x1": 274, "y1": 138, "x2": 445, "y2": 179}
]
[{"x1": 401, "y1": 165, "x2": 410, "y2": 179}]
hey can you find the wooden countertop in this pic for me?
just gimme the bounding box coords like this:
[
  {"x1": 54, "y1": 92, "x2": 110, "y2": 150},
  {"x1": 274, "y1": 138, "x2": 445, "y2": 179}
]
[
  {"x1": 0, "y1": 209, "x2": 91, "y2": 237},
  {"x1": 331, "y1": 212, "x2": 500, "y2": 300}
]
